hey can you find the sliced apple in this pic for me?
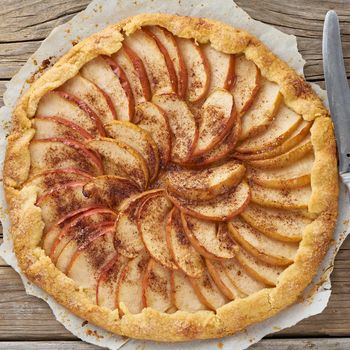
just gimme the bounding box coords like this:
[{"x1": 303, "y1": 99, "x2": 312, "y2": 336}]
[
  {"x1": 228, "y1": 217, "x2": 299, "y2": 266},
  {"x1": 46, "y1": 207, "x2": 116, "y2": 261},
  {"x1": 105, "y1": 121, "x2": 159, "y2": 182},
  {"x1": 177, "y1": 38, "x2": 210, "y2": 102},
  {"x1": 166, "y1": 208, "x2": 205, "y2": 278},
  {"x1": 168, "y1": 180, "x2": 251, "y2": 221},
  {"x1": 113, "y1": 48, "x2": 146, "y2": 105},
  {"x1": 137, "y1": 192, "x2": 177, "y2": 269},
  {"x1": 235, "y1": 247, "x2": 283, "y2": 286},
  {"x1": 33, "y1": 117, "x2": 93, "y2": 141},
  {"x1": 103, "y1": 56, "x2": 135, "y2": 121},
  {"x1": 248, "y1": 151, "x2": 314, "y2": 189},
  {"x1": 66, "y1": 228, "x2": 116, "y2": 289},
  {"x1": 116, "y1": 253, "x2": 149, "y2": 314},
  {"x1": 26, "y1": 168, "x2": 92, "y2": 197},
  {"x1": 240, "y1": 203, "x2": 311, "y2": 242},
  {"x1": 236, "y1": 104, "x2": 302, "y2": 154},
  {"x1": 30, "y1": 138, "x2": 103, "y2": 176},
  {"x1": 82, "y1": 175, "x2": 140, "y2": 210},
  {"x1": 96, "y1": 254, "x2": 127, "y2": 309},
  {"x1": 114, "y1": 189, "x2": 163, "y2": 258},
  {"x1": 231, "y1": 55, "x2": 261, "y2": 115},
  {"x1": 36, "y1": 181, "x2": 96, "y2": 229},
  {"x1": 143, "y1": 259, "x2": 172, "y2": 312},
  {"x1": 170, "y1": 270, "x2": 206, "y2": 312},
  {"x1": 36, "y1": 91, "x2": 99, "y2": 136},
  {"x1": 222, "y1": 258, "x2": 266, "y2": 296},
  {"x1": 87, "y1": 138, "x2": 148, "y2": 190},
  {"x1": 147, "y1": 26, "x2": 187, "y2": 98},
  {"x1": 206, "y1": 259, "x2": 244, "y2": 300},
  {"x1": 165, "y1": 160, "x2": 245, "y2": 201},
  {"x1": 123, "y1": 30, "x2": 173, "y2": 95},
  {"x1": 60, "y1": 74, "x2": 116, "y2": 124},
  {"x1": 181, "y1": 213, "x2": 237, "y2": 260},
  {"x1": 192, "y1": 89, "x2": 236, "y2": 156},
  {"x1": 248, "y1": 139, "x2": 313, "y2": 169},
  {"x1": 250, "y1": 182, "x2": 311, "y2": 210},
  {"x1": 134, "y1": 102, "x2": 171, "y2": 168},
  {"x1": 203, "y1": 44, "x2": 235, "y2": 91},
  {"x1": 235, "y1": 120, "x2": 312, "y2": 161},
  {"x1": 189, "y1": 270, "x2": 227, "y2": 310},
  {"x1": 152, "y1": 93, "x2": 197, "y2": 163},
  {"x1": 80, "y1": 56, "x2": 132, "y2": 121},
  {"x1": 240, "y1": 79, "x2": 282, "y2": 141}
]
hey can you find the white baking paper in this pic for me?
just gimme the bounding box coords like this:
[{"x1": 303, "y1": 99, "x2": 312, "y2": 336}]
[{"x1": 0, "y1": 1, "x2": 349, "y2": 349}]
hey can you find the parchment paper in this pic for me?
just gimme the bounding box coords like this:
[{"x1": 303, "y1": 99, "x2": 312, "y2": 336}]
[{"x1": 0, "y1": 1, "x2": 349, "y2": 349}]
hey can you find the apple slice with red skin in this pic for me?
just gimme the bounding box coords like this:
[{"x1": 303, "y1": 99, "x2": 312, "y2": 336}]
[
  {"x1": 192, "y1": 89, "x2": 237, "y2": 156},
  {"x1": 45, "y1": 206, "x2": 116, "y2": 261},
  {"x1": 222, "y1": 258, "x2": 266, "y2": 296},
  {"x1": 142, "y1": 259, "x2": 173, "y2": 312},
  {"x1": 168, "y1": 180, "x2": 251, "y2": 221},
  {"x1": 170, "y1": 270, "x2": 206, "y2": 312},
  {"x1": 177, "y1": 38, "x2": 210, "y2": 103},
  {"x1": 82, "y1": 175, "x2": 140, "y2": 210},
  {"x1": 240, "y1": 79, "x2": 282, "y2": 141},
  {"x1": 165, "y1": 160, "x2": 245, "y2": 201},
  {"x1": 113, "y1": 48, "x2": 147, "y2": 105},
  {"x1": 228, "y1": 217, "x2": 299, "y2": 266},
  {"x1": 66, "y1": 227, "x2": 116, "y2": 289},
  {"x1": 137, "y1": 192, "x2": 177, "y2": 270},
  {"x1": 81, "y1": 56, "x2": 132, "y2": 121},
  {"x1": 189, "y1": 270, "x2": 227, "y2": 310},
  {"x1": 123, "y1": 30, "x2": 174, "y2": 96},
  {"x1": 231, "y1": 54, "x2": 261, "y2": 115},
  {"x1": 206, "y1": 259, "x2": 244, "y2": 300},
  {"x1": 103, "y1": 56, "x2": 135, "y2": 121},
  {"x1": 36, "y1": 181, "x2": 97, "y2": 229},
  {"x1": 87, "y1": 138, "x2": 148, "y2": 190},
  {"x1": 146, "y1": 26, "x2": 187, "y2": 98},
  {"x1": 142, "y1": 27, "x2": 178, "y2": 93},
  {"x1": 25, "y1": 168, "x2": 92, "y2": 197},
  {"x1": 60, "y1": 74, "x2": 116, "y2": 124},
  {"x1": 166, "y1": 208, "x2": 205, "y2": 278},
  {"x1": 33, "y1": 117, "x2": 94, "y2": 142},
  {"x1": 114, "y1": 189, "x2": 163, "y2": 258},
  {"x1": 36, "y1": 91, "x2": 100, "y2": 136},
  {"x1": 30, "y1": 138, "x2": 103, "y2": 176},
  {"x1": 240, "y1": 203, "x2": 311, "y2": 242},
  {"x1": 96, "y1": 254, "x2": 127, "y2": 309},
  {"x1": 203, "y1": 44, "x2": 235, "y2": 91},
  {"x1": 105, "y1": 121, "x2": 159, "y2": 182},
  {"x1": 134, "y1": 102, "x2": 172, "y2": 169},
  {"x1": 116, "y1": 252, "x2": 149, "y2": 314},
  {"x1": 152, "y1": 93, "x2": 198, "y2": 163},
  {"x1": 181, "y1": 213, "x2": 238, "y2": 260}
]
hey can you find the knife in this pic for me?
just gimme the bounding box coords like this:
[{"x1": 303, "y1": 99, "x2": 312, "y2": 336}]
[{"x1": 323, "y1": 10, "x2": 350, "y2": 187}]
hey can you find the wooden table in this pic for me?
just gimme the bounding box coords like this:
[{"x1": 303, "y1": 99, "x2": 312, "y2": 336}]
[{"x1": 0, "y1": 1, "x2": 349, "y2": 348}]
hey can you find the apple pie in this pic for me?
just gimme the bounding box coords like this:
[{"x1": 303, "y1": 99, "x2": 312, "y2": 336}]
[{"x1": 4, "y1": 14, "x2": 338, "y2": 341}]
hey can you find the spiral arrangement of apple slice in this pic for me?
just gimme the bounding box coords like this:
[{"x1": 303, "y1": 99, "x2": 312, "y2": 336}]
[{"x1": 28, "y1": 26, "x2": 314, "y2": 314}]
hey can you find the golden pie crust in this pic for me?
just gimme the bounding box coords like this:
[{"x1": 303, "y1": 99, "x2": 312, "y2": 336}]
[{"x1": 4, "y1": 14, "x2": 338, "y2": 341}]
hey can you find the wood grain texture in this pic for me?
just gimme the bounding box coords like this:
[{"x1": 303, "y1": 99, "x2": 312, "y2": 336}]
[
  {"x1": 0, "y1": 339, "x2": 349, "y2": 350},
  {"x1": 0, "y1": 0, "x2": 349, "y2": 347}
]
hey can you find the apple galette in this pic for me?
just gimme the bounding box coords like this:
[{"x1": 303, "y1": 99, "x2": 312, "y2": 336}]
[{"x1": 4, "y1": 14, "x2": 338, "y2": 341}]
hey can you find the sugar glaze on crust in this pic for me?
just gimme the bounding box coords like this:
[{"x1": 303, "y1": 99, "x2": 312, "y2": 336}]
[{"x1": 4, "y1": 14, "x2": 338, "y2": 341}]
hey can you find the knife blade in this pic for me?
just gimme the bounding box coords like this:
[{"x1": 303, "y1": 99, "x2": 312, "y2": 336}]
[{"x1": 323, "y1": 10, "x2": 350, "y2": 176}]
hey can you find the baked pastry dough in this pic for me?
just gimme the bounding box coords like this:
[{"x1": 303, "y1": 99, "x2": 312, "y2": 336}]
[{"x1": 4, "y1": 14, "x2": 338, "y2": 341}]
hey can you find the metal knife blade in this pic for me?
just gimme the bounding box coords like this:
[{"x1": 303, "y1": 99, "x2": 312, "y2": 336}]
[{"x1": 323, "y1": 10, "x2": 350, "y2": 175}]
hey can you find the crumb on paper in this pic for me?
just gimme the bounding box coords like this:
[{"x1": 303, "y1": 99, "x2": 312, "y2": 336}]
[
  {"x1": 217, "y1": 341, "x2": 224, "y2": 349},
  {"x1": 26, "y1": 56, "x2": 56, "y2": 85},
  {"x1": 82, "y1": 320, "x2": 89, "y2": 327},
  {"x1": 71, "y1": 37, "x2": 81, "y2": 46},
  {"x1": 86, "y1": 329, "x2": 104, "y2": 339}
]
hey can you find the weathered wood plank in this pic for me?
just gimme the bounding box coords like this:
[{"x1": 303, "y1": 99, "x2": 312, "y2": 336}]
[{"x1": 0, "y1": 338, "x2": 349, "y2": 349}]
